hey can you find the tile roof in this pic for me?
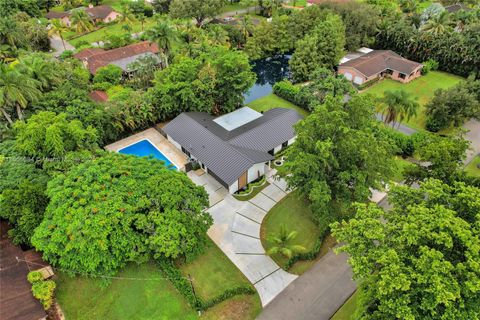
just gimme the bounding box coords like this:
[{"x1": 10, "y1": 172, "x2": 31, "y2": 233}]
[
  {"x1": 339, "y1": 50, "x2": 422, "y2": 77},
  {"x1": 163, "y1": 108, "x2": 303, "y2": 186},
  {"x1": 74, "y1": 41, "x2": 159, "y2": 74},
  {"x1": 85, "y1": 5, "x2": 116, "y2": 19},
  {"x1": 88, "y1": 90, "x2": 109, "y2": 102},
  {"x1": 45, "y1": 11, "x2": 70, "y2": 19}
]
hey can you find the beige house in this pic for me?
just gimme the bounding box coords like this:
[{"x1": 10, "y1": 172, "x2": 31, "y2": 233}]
[
  {"x1": 45, "y1": 4, "x2": 121, "y2": 26},
  {"x1": 338, "y1": 50, "x2": 423, "y2": 85}
]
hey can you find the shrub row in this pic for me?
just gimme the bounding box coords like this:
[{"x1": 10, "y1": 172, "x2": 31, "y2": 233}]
[
  {"x1": 157, "y1": 259, "x2": 255, "y2": 311},
  {"x1": 273, "y1": 80, "x2": 310, "y2": 110},
  {"x1": 283, "y1": 229, "x2": 328, "y2": 271},
  {"x1": 357, "y1": 77, "x2": 381, "y2": 90},
  {"x1": 380, "y1": 126, "x2": 415, "y2": 157}
]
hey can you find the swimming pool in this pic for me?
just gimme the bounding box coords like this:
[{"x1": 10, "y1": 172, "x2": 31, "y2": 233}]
[{"x1": 118, "y1": 139, "x2": 178, "y2": 169}]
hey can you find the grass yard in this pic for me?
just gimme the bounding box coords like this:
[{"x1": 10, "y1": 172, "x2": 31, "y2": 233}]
[
  {"x1": 260, "y1": 190, "x2": 328, "y2": 274},
  {"x1": 178, "y1": 239, "x2": 256, "y2": 302},
  {"x1": 56, "y1": 262, "x2": 198, "y2": 320},
  {"x1": 465, "y1": 155, "x2": 480, "y2": 178},
  {"x1": 202, "y1": 294, "x2": 261, "y2": 320},
  {"x1": 247, "y1": 93, "x2": 309, "y2": 117},
  {"x1": 363, "y1": 71, "x2": 464, "y2": 131},
  {"x1": 68, "y1": 18, "x2": 157, "y2": 46},
  {"x1": 331, "y1": 290, "x2": 360, "y2": 320},
  {"x1": 286, "y1": 0, "x2": 308, "y2": 7},
  {"x1": 223, "y1": 2, "x2": 250, "y2": 13}
]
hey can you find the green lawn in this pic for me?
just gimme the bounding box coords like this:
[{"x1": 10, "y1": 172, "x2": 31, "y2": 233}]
[
  {"x1": 56, "y1": 262, "x2": 198, "y2": 320},
  {"x1": 178, "y1": 239, "x2": 256, "y2": 301},
  {"x1": 286, "y1": 0, "x2": 307, "y2": 7},
  {"x1": 331, "y1": 290, "x2": 360, "y2": 320},
  {"x1": 68, "y1": 18, "x2": 156, "y2": 46},
  {"x1": 465, "y1": 155, "x2": 480, "y2": 178},
  {"x1": 260, "y1": 190, "x2": 326, "y2": 274},
  {"x1": 223, "y1": 2, "x2": 250, "y2": 13},
  {"x1": 363, "y1": 71, "x2": 464, "y2": 131},
  {"x1": 247, "y1": 93, "x2": 309, "y2": 117}
]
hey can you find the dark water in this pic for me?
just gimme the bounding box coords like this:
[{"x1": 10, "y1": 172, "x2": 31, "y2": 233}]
[{"x1": 244, "y1": 55, "x2": 291, "y2": 104}]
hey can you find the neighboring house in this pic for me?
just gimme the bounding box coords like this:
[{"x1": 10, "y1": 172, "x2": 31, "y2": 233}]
[
  {"x1": 338, "y1": 50, "x2": 423, "y2": 85},
  {"x1": 0, "y1": 222, "x2": 49, "y2": 320},
  {"x1": 162, "y1": 107, "x2": 303, "y2": 194},
  {"x1": 73, "y1": 41, "x2": 161, "y2": 75},
  {"x1": 45, "y1": 4, "x2": 121, "y2": 26}
]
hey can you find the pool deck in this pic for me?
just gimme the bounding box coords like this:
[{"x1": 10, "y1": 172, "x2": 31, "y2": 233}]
[{"x1": 105, "y1": 128, "x2": 188, "y2": 170}]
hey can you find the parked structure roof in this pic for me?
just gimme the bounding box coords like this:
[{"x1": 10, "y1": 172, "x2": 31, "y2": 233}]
[
  {"x1": 339, "y1": 50, "x2": 422, "y2": 77},
  {"x1": 163, "y1": 108, "x2": 302, "y2": 186},
  {"x1": 74, "y1": 41, "x2": 160, "y2": 74}
]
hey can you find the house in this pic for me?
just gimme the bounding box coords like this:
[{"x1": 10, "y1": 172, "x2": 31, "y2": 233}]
[
  {"x1": 0, "y1": 222, "x2": 49, "y2": 320},
  {"x1": 162, "y1": 107, "x2": 303, "y2": 194},
  {"x1": 73, "y1": 41, "x2": 161, "y2": 75},
  {"x1": 88, "y1": 90, "x2": 109, "y2": 103},
  {"x1": 338, "y1": 50, "x2": 423, "y2": 85},
  {"x1": 45, "y1": 4, "x2": 121, "y2": 26}
]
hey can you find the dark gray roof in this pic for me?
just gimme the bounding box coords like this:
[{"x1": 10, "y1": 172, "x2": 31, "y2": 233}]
[{"x1": 163, "y1": 108, "x2": 302, "y2": 186}]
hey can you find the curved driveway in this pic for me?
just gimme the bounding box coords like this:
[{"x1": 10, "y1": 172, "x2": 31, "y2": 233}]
[{"x1": 188, "y1": 171, "x2": 297, "y2": 306}]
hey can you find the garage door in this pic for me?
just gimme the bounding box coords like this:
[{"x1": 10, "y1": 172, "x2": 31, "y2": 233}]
[
  {"x1": 353, "y1": 76, "x2": 364, "y2": 85},
  {"x1": 344, "y1": 72, "x2": 352, "y2": 81}
]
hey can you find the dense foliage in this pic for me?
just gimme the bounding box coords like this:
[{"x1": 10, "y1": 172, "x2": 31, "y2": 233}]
[
  {"x1": 285, "y1": 95, "x2": 395, "y2": 226},
  {"x1": 332, "y1": 179, "x2": 480, "y2": 319},
  {"x1": 32, "y1": 153, "x2": 211, "y2": 275},
  {"x1": 148, "y1": 46, "x2": 255, "y2": 118},
  {"x1": 169, "y1": 0, "x2": 226, "y2": 27}
]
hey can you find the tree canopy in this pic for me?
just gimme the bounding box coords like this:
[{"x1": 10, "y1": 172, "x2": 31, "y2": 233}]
[
  {"x1": 169, "y1": 0, "x2": 225, "y2": 27},
  {"x1": 285, "y1": 95, "x2": 395, "y2": 227},
  {"x1": 332, "y1": 179, "x2": 480, "y2": 319},
  {"x1": 32, "y1": 153, "x2": 212, "y2": 275}
]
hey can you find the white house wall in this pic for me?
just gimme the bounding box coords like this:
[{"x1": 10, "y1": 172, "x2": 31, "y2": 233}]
[
  {"x1": 247, "y1": 163, "x2": 265, "y2": 183},
  {"x1": 288, "y1": 137, "x2": 296, "y2": 145},
  {"x1": 229, "y1": 180, "x2": 239, "y2": 194},
  {"x1": 167, "y1": 135, "x2": 182, "y2": 150}
]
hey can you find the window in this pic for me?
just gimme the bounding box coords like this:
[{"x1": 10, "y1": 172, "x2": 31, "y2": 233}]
[
  {"x1": 268, "y1": 149, "x2": 274, "y2": 156},
  {"x1": 385, "y1": 69, "x2": 393, "y2": 75},
  {"x1": 399, "y1": 73, "x2": 406, "y2": 79},
  {"x1": 282, "y1": 141, "x2": 288, "y2": 148}
]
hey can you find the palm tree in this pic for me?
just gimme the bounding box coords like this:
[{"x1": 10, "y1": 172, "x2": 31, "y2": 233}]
[
  {"x1": 267, "y1": 225, "x2": 306, "y2": 259},
  {"x1": 239, "y1": 15, "x2": 254, "y2": 45},
  {"x1": 146, "y1": 20, "x2": 178, "y2": 68},
  {"x1": 48, "y1": 19, "x2": 69, "y2": 50},
  {"x1": 70, "y1": 8, "x2": 94, "y2": 34},
  {"x1": 137, "y1": 13, "x2": 147, "y2": 32},
  {"x1": 18, "y1": 54, "x2": 60, "y2": 91},
  {"x1": 0, "y1": 17, "x2": 23, "y2": 49},
  {"x1": 118, "y1": 8, "x2": 137, "y2": 30},
  {"x1": 0, "y1": 63, "x2": 41, "y2": 124},
  {"x1": 420, "y1": 11, "x2": 453, "y2": 36},
  {"x1": 380, "y1": 90, "x2": 420, "y2": 127}
]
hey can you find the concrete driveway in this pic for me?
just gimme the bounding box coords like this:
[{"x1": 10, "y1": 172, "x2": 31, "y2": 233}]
[
  {"x1": 188, "y1": 171, "x2": 297, "y2": 306},
  {"x1": 464, "y1": 119, "x2": 480, "y2": 165}
]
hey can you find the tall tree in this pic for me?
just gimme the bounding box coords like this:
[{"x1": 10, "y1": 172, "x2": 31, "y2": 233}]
[
  {"x1": 0, "y1": 63, "x2": 41, "y2": 124},
  {"x1": 332, "y1": 179, "x2": 480, "y2": 319},
  {"x1": 169, "y1": 0, "x2": 226, "y2": 27},
  {"x1": 32, "y1": 153, "x2": 211, "y2": 275},
  {"x1": 18, "y1": 53, "x2": 60, "y2": 91},
  {"x1": 47, "y1": 19, "x2": 69, "y2": 50},
  {"x1": 380, "y1": 89, "x2": 420, "y2": 127},
  {"x1": 285, "y1": 95, "x2": 395, "y2": 225},
  {"x1": 145, "y1": 19, "x2": 178, "y2": 67},
  {"x1": 420, "y1": 11, "x2": 454, "y2": 35},
  {"x1": 69, "y1": 8, "x2": 94, "y2": 33},
  {"x1": 289, "y1": 14, "x2": 346, "y2": 82}
]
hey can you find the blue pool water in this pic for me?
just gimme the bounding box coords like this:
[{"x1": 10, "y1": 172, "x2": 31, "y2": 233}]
[{"x1": 119, "y1": 139, "x2": 177, "y2": 169}]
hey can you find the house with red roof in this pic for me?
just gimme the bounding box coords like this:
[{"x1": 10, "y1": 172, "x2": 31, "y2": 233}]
[
  {"x1": 45, "y1": 4, "x2": 121, "y2": 27},
  {"x1": 338, "y1": 50, "x2": 423, "y2": 85},
  {"x1": 73, "y1": 41, "x2": 162, "y2": 75}
]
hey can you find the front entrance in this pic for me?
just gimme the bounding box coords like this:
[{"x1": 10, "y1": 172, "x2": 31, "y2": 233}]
[{"x1": 238, "y1": 171, "x2": 248, "y2": 190}]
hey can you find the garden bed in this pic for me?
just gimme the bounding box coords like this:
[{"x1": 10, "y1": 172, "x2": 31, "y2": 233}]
[{"x1": 233, "y1": 176, "x2": 269, "y2": 201}]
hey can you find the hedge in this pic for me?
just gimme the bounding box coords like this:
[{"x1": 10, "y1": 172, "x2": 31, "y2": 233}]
[
  {"x1": 380, "y1": 126, "x2": 415, "y2": 157},
  {"x1": 273, "y1": 80, "x2": 300, "y2": 103},
  {"x1": 357, "y1": 77, "x2": 381, "y2": 90},
  {"x1": 157, "y1": 259, "x2": 255, "y2": 311},
  {"x1": 283, "y1": 229, "x2": 329, "y2": 271}
]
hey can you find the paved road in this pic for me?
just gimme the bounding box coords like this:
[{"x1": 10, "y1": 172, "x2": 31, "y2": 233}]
[
  {"x1": 464, "y1": 119, "x2": 480, "y2": 165},
  {"x1": 258, "y1": 250, "x2": 356, "y2": 320},
  {"x1": 375, "y1": 113, "x2": 417, "y2": 135}
]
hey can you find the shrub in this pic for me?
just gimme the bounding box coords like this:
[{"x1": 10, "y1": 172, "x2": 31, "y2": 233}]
[
  {"x1": 27, "y1": 271, "x2": 43, "y2": 284},
  {"x1": 31, "y1": 280, "x2": 56, "y2": 310},
  {"x1": 425, "y1": 116, "x2": 443, "y2": 132},
  {"x1": 59, "y1": 50, "x2": 74, "y2": 60},
  {"x1": 92, "y1": 81, "x2": 113, "y2": 91},
  {"x1": 380, "y1": 126, "x2": 415, "y2": 157},
  {"x1": 421, "y1": 59, "x2": 439, "y2": 75},
  {"x1": 283, "y1": 229, "x2": 328, "y2": 270},
  {"x1": 93, "y1": 65, "x2": 123, "y2": 85},
  {"x1": 273, "y1": 80, "x2": 300, "y2": 103},
  {"x1": 357, "y1": 77, "x2": 380, "y2": 90}
]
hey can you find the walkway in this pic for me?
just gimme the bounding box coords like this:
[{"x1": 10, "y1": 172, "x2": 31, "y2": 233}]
[
  {"x1": 258, "y1": 250, "x2": 356, "y2": 320},
  {"x1": 49, "y1": 35, "x2": 75, "y2": 57},
  {"x1": 464, "y1": 119, "x2": 480, "y2": 165},
  {"x1": 189, "y1": 172, "x2": 297, "y2": 306}
]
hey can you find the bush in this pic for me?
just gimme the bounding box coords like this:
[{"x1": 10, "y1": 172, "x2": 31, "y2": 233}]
[
  {"x1": 31, "y1": 280, "x2": 56, "y2": 310},
  {"x1": 93, "y1": 65, "x2": 123, "y2": 85},
  {"x1": 284, "y1": 229, "x2": 328, "y2": 270},
  {"x1": 157, "y1": 259, "x2": 255, "y2": 311},
  {"x1": 421, "y1": 59, "x2": 439, "y2": 75},
  {"x1": 425, "y1": 116, "x2": 443, "y2": 132},
  {"x1": 27, "y1": 271, "x2": 56, "y2": 310},
  {"x1": 357, "y1": 77, "x2": 380, "y2": 90},
  {"x1": 59, "y1": 50, "x2": 74, "y2": 60},
  {"x1": 380, "y1": 126, "x2": 415, "y2": 157},
  {"x1": 92, "y1": 81, "x2": 113, "y2": 91},
  {"x1": 273, "y1": 80, "x2": 300, "y2": 103}
]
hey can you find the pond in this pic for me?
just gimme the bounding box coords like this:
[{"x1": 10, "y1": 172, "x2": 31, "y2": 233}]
[{"x1": 244, "y1": 55, "x2": 291, "y2": 104}]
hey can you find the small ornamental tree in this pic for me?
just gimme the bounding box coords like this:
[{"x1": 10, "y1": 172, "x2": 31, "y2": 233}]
[
  {"x1": 332, "y1": 179, "x2": 480, "y2": 319},
  {"x1": 32, "y1": 152, "x2": 211, "y2": 275},
  {"x1": 27, "y1": 271, "x2": 56, "y2": 310},
  {"x1": 93, "y1": 65, "x2": 123, "y2": 85}
]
